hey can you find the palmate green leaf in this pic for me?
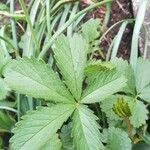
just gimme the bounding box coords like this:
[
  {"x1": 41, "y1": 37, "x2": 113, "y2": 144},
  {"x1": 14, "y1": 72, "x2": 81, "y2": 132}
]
[
  {"x1": 3, "y1": 58, "x2": 74, "y2": 103},
  {"x1": 10, "y1": 103, "x2": 75, "y2": 150},
  {"x1": 54, "y1": 33, "x2": 87, "y2": 100},
  {"x1": 105, "y1": 127, "x2": 132, "y2": 150},
  {"x1": 72, "y1": 105, "x2": 104, "y2": 150},
  {"x1": 81, "y1": 69, "x2": 127, "y2": 103},
  {"x1": 129, "y1": 100, "x2": 148, "y2": 128}
]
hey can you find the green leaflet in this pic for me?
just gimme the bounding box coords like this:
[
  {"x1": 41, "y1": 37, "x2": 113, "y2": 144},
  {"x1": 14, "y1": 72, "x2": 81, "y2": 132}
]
[
  {"x1": 81, "y1": 69, "x2": 127, "y2": 103},
  {"x1": 101, "y1": 96, "x2": 121, "y2": 121},
  {"x1": 101, "y1": 95, "x2": 133, "y2": 121},
  {"x1": 129, "y1": 100, "x2": 148, "y2": 128},
  {"x1": 60, "y1": 123, "x2": 75, "y2": 150},
  {"x1": 0, "y1": 111, "x2": 15, "y2": 132},
  {"x1": 139, "y1": 85, "x2": 150, "y2": 102},
  {"x1": 3, "y1": 58, "x2": 74, "y2": 103},
  {"x1": 85, "y1": 59, "x2": 114, "y2": 77},
  {"x1": 54, "y1": 33, "x2": 87, "y2": 100},
  {"x1": 134, "y1": 58, "x2": 150, "y2": 102},
  {"x1": 38, "y1": 134, "x2": 62, "y2": 150},
  {"x1": 111, "y1": 58, "x2": 136, "y2": 95},
  {"x1": 81, "y1": 18, "x2": 101, "y2": 53},
  {"x1": 136, "y1": 58, "x2": 150, "y2": 93},
  {"x1": 10, "y1": 103, "x2": 75, "y2": 150},
  {"x1": 0, "y1": 55, "x2": 10, "y2": 75},
  {"x1": 105, "y1": 127, "x2": 132, "y2": 150},
  {"x1": 72, "y1": 105, "x2": 104, "y2": 150}
]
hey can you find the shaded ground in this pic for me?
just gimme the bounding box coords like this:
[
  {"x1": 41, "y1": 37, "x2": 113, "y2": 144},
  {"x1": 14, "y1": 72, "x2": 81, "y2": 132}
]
[{"x1": 105, "y1": 0, "x2": 133, "y2": 59}]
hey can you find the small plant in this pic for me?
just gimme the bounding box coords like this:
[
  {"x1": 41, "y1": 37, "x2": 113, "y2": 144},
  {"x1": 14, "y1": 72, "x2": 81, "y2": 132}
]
[
  {"x1": 1, "y1": 18, "x2": 149, "y2": 149},
  {"x1": 2, "y1": 19, "x2": 127, "y2": 149},
  {"x1": 0, "y1": 0, "x2": 150, "y2": 149}
]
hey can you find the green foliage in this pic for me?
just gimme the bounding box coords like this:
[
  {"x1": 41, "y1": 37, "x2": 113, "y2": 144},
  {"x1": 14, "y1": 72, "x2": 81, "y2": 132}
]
[
  {"x1": 72, "y1": 105, "x2": 104, "y2": 150},
  {"x1": 10, "y1": 104, "x2": 75, "y2": 150},
  {"x1": 81, "y1": 18, "x2": 101, "y2": 53},
  {"x1": 129, "y1": 100, "x2": 148, "y2": 128},
  {"x1": 0, "y1": 2, "x2": 150, "y2": 147},
  {"x1": 3, "y1": 26, "x2": 128, "y2": 149},
  {"x1": 109, "y1": 58, "x2": 150, "y2": 128},
  {"x1": 112, "y1": 58, "x2": 136, "y2": 95},
  {"x1": 101, "y1": 96, "x2": 121, "y2": 121},
  {"x1": 3, "y1": 58, "x2": 74, "y2": 103},
  {"x1": 0, "y1": 111, "x2": 15, "y2": 132},
  {"x1": 85, "y1": 59, "x2": 114, "y2": 76},
  {"x1": 53, "y1": 33, "x2": 87, "y2": 100},
  {"x1": 105, "y1": 127, "x2": 132, "y2": 150},
  {"x1": 136, "y1": 58, "x2": 150, "y2": 93},
  {"x1": 82, "y1": 69, "x2": 127, "y2": 103},
  {"x1": 136, "y1": 58, "x2": 150, "y2": 102},
  {"x1": 39, "y1": 134, "x2": 62, "y2": 150},
  {"x1": 60, "y1": 123, "x2": 74, "y2": 150},
  {"x1": 112, "y1": 97, "x2": 131, "y2": 118}
]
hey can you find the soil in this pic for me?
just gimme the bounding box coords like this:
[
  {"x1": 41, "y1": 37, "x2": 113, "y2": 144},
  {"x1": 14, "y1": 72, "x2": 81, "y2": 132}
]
[
  {"x1": 104, "y1": 0, "x2": 133, "y2": 59},
  {"x1": 81, "y1": 0, "x2": 134, "y2": 60}
]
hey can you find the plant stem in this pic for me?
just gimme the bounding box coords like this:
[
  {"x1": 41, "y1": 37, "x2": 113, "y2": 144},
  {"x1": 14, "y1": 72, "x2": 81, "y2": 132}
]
[{"x1": 124, "y1": 117, "x2": 134, "y2": 140}]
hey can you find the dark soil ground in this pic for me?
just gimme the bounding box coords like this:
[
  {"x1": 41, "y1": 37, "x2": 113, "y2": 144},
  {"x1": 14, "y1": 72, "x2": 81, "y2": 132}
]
[{"x1": 104, "y1": 0, "x2": 133, "y2": 59}]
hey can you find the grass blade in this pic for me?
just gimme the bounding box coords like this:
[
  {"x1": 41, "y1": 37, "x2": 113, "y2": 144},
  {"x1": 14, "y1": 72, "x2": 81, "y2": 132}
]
[
  {"x1": 19, "y1": 0, "x2": 40, "y2": 56},
  {"x1": 111, "y1": 21, "x2": 128, "y2": 59},
  {"x1": 130, "y1": 0, "x2": 148, "y2": 71}
]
